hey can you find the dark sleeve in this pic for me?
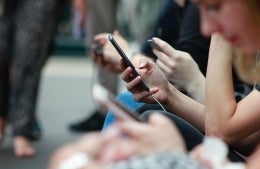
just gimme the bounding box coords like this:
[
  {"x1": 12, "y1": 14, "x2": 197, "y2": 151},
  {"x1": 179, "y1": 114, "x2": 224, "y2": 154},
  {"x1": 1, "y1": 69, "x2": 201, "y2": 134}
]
[
  {"x1": 140, "y1": 0, "x2": 182, "y2": 60},
  {"x1": 175, "y1": 4, "x2": 210, "y2": 76}
]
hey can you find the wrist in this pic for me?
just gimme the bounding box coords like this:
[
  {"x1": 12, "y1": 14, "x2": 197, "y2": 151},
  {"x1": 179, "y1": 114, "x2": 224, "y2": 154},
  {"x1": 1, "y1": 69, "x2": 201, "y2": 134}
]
[{"x1": 184, "y1": 73, "x2": 205, "y2": 103}]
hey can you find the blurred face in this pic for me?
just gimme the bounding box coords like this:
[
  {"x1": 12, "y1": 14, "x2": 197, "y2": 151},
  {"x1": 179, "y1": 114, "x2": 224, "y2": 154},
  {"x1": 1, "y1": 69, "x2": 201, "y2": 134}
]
[{"x1": 192, "y1": 0, "x2": 260, "y2": 54}]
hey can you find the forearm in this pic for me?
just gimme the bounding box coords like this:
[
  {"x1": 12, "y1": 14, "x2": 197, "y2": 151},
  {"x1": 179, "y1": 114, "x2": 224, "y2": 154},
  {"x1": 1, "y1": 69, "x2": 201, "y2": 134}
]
[
  {"x1": 184, "y1": 71, "x2": 205, "y2": 104},
  {"x1": 205, "y1": 33, "x2": 237, "y2": 138},
  {"x1": 166, "y1": 84, "x2": 205, "y2": 132}
]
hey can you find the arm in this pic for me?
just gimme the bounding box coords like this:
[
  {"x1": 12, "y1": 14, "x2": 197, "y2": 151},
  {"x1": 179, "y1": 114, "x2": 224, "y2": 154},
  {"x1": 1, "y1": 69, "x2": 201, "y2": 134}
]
[{"x1": 205, "y1": 33, "x2": 260, "y2": 145}]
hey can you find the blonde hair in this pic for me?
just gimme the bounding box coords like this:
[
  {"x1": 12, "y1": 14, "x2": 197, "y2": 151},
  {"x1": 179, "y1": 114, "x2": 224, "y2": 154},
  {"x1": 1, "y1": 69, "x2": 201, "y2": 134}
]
[{"x1": 233, "y1": 49, "x2": 260, "y2": 85}]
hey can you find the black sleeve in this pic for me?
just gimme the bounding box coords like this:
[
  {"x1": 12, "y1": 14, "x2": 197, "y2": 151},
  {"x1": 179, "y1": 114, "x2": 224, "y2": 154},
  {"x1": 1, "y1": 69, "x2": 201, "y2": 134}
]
[
  {"x1": 175, "y1": 4, "x2": 210, "y2": 76},
  {"x1": 140, "y1": 0, "x2": 182, "y2": 60}
]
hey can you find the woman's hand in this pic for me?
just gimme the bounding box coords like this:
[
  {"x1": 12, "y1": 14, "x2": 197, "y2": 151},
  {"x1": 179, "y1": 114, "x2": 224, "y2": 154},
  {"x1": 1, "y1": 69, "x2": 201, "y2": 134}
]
[
  {"x1": 152, "y1": 37, "x2": 205, "y2": 103},
  {"x1": 99, "y1": 113, "x2": 187, "y2": 163},
  {"x1": 121, "y1": 57, "x2": 171, "y2": 104}
]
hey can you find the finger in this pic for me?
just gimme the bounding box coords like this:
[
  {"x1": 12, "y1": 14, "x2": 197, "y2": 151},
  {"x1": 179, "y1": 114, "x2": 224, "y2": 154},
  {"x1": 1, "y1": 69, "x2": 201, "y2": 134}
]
[
  {"x1": 148, "y1": 113, "x2": 174, "y2": 127},
  {"x1": 119, "y1": 59, "x2": 127, "y2": 70},
  {"x1": 125, "y1": 76, "x2": 143, "y2": 91},
  {"x1": 138, "y1": 58, "x2": 153, "y2": 70},
  {"x1": 133, "y1": 91, "x2": 154, "y2": 102},
  {"x1": 153, "y1": 46, "x2": 179, "y2": 73},
  {"x1": 121, "y1": 67, "x2": 135, "y2": 82},
  {"x1": 152, "y1": 37, "x2": 178, "y2": 57},
  {"x1": 156, "y1": 59, "x2": 172, "y2": 77},
  {"x1": 115, "y1": 121, "x2": 149, "y2": 139},
  {"x1": 113, "y1": 30, "x2": 120, "y2": 36},
  {"x1": 94, "y1": 33, "x2": 110, "y2": 41}
]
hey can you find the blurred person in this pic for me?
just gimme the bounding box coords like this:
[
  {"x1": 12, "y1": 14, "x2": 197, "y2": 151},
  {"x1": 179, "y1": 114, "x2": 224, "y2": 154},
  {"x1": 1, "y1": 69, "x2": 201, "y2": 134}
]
[
  {"x1": 68, "y1": 0, "x2": 120, "y2": 132},
  {"x1": 0, "y1": 0, "x2": 67, "y2": 157}
]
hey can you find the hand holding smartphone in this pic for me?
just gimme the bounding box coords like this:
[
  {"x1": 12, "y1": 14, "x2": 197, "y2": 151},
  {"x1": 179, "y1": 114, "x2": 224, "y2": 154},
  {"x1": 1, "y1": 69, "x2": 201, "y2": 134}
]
[{"x1": 107, "y1": 34, "x2": 149, "y2": 91}]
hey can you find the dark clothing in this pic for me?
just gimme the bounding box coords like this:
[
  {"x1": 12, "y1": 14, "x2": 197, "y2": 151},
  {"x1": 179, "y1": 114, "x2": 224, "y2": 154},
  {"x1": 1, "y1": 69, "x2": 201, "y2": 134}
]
[{"x1": 141, "y1": 0, "x2": 210, "y2": 75}]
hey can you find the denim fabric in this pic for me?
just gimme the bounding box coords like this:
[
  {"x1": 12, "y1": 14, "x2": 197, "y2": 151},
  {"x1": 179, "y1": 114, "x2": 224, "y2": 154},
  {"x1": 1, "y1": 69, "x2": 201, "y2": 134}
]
[{"x1": 102, "y1": 91, "x2": 144, "y2": 130}]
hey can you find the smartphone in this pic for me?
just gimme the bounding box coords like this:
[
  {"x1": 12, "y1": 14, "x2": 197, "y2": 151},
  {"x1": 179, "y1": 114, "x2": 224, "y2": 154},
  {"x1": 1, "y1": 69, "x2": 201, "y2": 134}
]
[
  {"x1": 107, "y1": 34, "x2": 149, "y2": 91},
  {"x1": 93, "y1": 84, "x2": 141, "y2": 122},
  {"x1": 147, "y1": 39, "x2": 161, "y2": 51}
]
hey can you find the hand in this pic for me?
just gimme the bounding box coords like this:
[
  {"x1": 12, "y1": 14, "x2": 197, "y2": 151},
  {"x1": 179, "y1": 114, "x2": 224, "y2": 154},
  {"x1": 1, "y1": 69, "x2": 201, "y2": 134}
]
[
  {"x1": 152, "y1": 37, "x2": 205, "y2": 103},
  {"x1": 100, "y1": 113, "x2": 187, "y2": 163},
  {"x1": 92, "y1": 30, "x2": 131, "y2": 73},
  {"x1": 152, "y1": 38, "x2": 201, "y2": 89},
  {"x1": 121, "y1": 57, "x2": 171, "y2": 104},
  {"x1": 48, "y1": 132, "x2": 106, "y2": 169}
]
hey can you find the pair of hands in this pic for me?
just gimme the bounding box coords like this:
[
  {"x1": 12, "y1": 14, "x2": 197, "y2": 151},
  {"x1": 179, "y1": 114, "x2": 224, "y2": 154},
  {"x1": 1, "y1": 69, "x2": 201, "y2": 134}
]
[{"x1": 91, "y1": 31, "x2": 203, "y2": 104}]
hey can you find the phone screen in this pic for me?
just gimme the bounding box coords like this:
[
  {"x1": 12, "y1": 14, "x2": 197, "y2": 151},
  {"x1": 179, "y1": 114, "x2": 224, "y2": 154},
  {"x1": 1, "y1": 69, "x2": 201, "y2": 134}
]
[{"x1": 108, "y1": 34, "x2": 149, "y2": 91}]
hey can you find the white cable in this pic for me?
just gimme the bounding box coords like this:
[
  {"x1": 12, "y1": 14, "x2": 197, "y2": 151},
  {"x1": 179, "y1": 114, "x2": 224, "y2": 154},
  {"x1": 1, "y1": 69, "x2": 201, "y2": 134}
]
[{"x1": 151, "y1": 94, "x2": 167, "y2": 112}]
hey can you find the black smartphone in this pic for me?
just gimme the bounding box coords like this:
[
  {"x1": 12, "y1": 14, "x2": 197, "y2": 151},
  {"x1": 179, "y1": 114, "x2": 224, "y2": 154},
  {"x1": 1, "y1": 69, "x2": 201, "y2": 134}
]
[
  {"x1": 93, "y1": 84, "x2": 141, "y2": 122},
  {"x1": 107, "y1": 34, "x2": 149, "y2": 91},
  {"x1": 147, "y1": 39, "x2": 161, "y2": 50}
]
